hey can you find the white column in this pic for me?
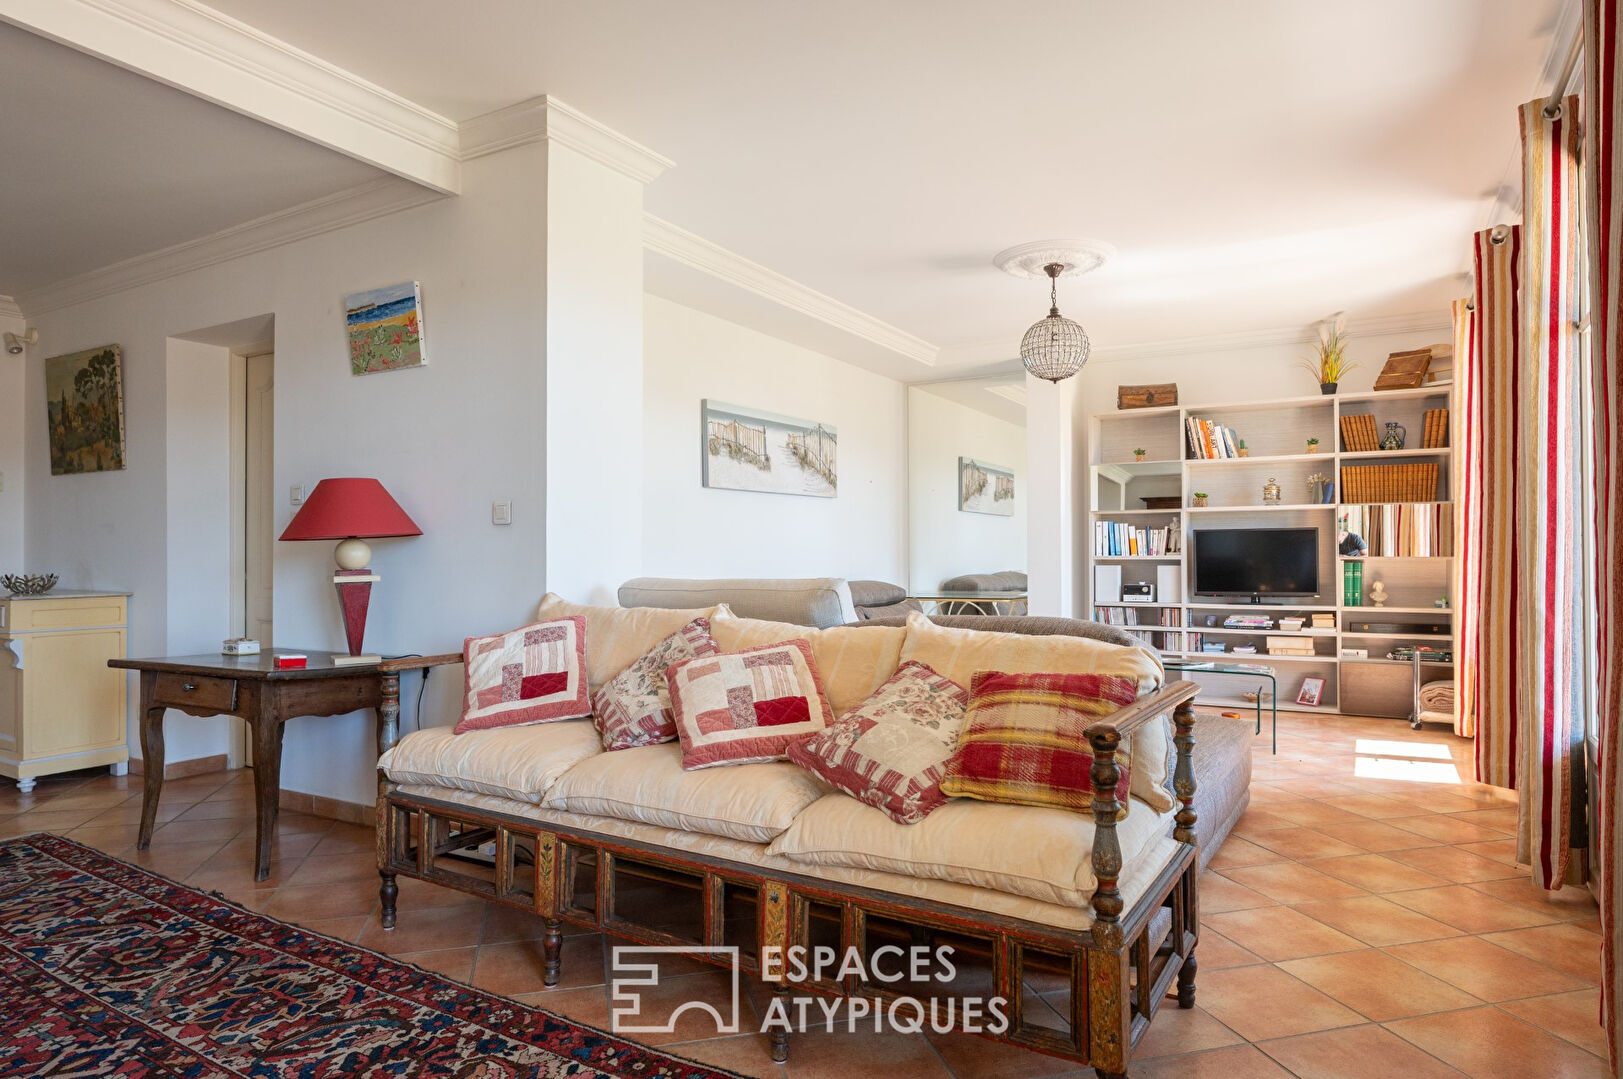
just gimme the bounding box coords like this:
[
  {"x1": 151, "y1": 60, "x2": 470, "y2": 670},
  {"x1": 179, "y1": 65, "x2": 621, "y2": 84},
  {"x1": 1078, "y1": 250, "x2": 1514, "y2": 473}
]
[{"x1": 1025, "y1": 373, "x2": 1080, "y2": 616}]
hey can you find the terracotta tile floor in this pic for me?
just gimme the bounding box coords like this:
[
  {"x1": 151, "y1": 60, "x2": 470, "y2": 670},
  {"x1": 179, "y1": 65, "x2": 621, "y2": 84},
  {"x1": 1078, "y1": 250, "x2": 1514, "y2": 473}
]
[{"x1": 0, "y1": 710, "x2": 1609, "y2": 1078}]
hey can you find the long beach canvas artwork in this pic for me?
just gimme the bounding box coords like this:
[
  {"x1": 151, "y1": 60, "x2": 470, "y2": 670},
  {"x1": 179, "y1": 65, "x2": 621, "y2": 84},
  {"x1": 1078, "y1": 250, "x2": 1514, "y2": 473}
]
[
  {"x1": 345, "y1": 281, "x2": 426, "y2": 375},
  {"x1": 701, "y1": 400, "x2": 838, "y2": 498},
  {"x1": 959, "y1": 457, "x2": 1015, "y2": 516}
]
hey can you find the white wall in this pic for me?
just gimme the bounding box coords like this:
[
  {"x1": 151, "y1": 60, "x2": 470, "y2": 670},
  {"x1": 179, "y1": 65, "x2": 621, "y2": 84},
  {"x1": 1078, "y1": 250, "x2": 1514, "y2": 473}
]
[
  {"x1": 641, "y1": 294, "x2": 907, "y2": 584},
  {"x1": 24, "y1": 145, "x2": 550, "y2": 802},
  {"x1": 907, "y1": 388, "x2": 1026, "y2": 593},
  {"x1": 0, "y1": 311, "x2": 24, "y2": 572}
]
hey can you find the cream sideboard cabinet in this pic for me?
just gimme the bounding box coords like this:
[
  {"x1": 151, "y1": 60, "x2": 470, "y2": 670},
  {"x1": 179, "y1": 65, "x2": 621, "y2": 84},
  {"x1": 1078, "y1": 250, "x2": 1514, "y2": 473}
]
[{"x1": 0, "y1": 590, "x2": 130, "y2": 792}]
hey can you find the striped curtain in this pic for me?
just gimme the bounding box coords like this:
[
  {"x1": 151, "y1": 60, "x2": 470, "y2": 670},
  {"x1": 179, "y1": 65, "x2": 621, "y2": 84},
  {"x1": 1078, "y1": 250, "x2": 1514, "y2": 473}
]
[
  {"x1": 1450, "y1": 297, "x2": 1478, "y2": 739},
  {"x1": 1515, "y1": 96, "x2": 1586, "y2": 889},
  {"x1": 1459, "y1": 226, "x2": 1521, "y2": 791},
  {"x1": 1586, "y1": 0, "x2": 1623, "y2": 1069}
]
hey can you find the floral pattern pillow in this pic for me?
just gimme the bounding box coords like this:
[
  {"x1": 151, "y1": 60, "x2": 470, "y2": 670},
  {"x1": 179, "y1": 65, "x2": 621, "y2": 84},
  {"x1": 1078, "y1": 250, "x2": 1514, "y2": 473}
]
[
  {"x1": 787, "y1": 661, "x2": 968, "y2": 824},
  {"x1": 592, "y1": 618, "x2": 718, "y2": 750}
]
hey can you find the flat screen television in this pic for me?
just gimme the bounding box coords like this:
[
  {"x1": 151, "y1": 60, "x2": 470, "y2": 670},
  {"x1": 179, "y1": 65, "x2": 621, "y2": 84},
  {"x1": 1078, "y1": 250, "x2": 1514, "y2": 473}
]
[{"x1": 1193, "y1": 528, "x2": 1320, "y2": 601}]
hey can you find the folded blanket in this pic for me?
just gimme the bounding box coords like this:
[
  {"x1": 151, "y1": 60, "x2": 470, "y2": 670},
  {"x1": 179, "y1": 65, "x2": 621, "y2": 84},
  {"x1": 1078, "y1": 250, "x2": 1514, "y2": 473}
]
[{"x1": 1418, "y1": 679, "x2": 1455, "y2": 712}]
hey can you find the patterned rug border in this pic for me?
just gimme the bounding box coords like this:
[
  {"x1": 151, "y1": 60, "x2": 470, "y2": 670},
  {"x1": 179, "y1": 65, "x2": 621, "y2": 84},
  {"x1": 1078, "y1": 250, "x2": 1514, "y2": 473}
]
[{"x1": 2, "y1": 831, "x2": 754, "y2": 1079}]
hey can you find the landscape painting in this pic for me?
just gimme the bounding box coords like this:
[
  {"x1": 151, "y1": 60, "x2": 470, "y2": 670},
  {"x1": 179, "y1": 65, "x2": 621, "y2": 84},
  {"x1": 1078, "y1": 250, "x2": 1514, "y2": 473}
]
[
  {"x1": 959, "y1": 457, "x2": 1015, "y2": 516},
  {"x1": 46, "y1": 345, "x2": 126, "y2": 475},
  {"x1": 702, "y1": 400, "x2": 837, "y2": 498},
  {"x1": 345, "y1": 281, "x2": 426, "y2": 375}
]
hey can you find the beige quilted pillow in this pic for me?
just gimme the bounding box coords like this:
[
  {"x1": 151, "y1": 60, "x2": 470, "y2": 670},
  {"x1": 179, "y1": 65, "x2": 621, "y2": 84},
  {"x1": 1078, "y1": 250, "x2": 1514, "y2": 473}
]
[
  {"x1": 535, "y1": 593, "x2": 728, "y2": 690},
  {"x1": 709, "y1": 612, "x2": 904, "y2": 715}
]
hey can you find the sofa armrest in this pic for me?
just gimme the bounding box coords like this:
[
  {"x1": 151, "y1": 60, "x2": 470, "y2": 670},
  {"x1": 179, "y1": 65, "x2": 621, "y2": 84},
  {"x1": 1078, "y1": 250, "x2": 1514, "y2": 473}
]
[
  {"x1": 1085, "y1": 681, "x2": 1199, "y2": 950},
  {"x1": 375, "y1": 654, "x2": 465, "y2": 776},
  {"x1": 379, "y1": 653, "x2": 464, "y2": 674}
]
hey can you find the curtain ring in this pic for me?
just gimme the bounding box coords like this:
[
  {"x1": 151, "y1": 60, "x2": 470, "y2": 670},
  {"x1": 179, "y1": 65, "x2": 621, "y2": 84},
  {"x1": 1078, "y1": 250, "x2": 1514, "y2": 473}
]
[
  {"x1": 1489, "y1": 225, "x2": 1510, "y2": 245},
  {"x1": 1543, "y1": 101, "x2": 1564, "y2": 121}
]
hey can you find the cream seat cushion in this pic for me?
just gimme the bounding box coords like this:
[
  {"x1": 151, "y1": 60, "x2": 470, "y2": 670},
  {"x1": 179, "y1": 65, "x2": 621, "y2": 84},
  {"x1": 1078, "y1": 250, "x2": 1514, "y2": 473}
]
[
  {"x1": 378, "y1": 720, "x2": 601, "y2": 804},
  {"x1": 544, "y1": 742, "x2": 828, "y2": 843},
  {"x1": 898, "y1": 611, "x2": 1177, "y2": 812},
  {"x1": 709, "y1": 612, "x2": 905, "y2": 715},
  {"x1": 767, "y1": 792, "x2": 1169, "y2": 907},
  {"x1": 535, "y1": 593, "x2": 728, "y2": 690}
]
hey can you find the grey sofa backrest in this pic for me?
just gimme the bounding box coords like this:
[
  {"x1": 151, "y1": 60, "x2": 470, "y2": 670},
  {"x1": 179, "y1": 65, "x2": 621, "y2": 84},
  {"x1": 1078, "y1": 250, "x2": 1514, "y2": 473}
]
[
  {"x1": 939, "y1": 571, "x2": 1029, "y2": 592},
  {"x1": 618, "y1": 577, "x2": 858, "y2": 628},
  {"x1": 853, "y1": 613, "x2": 1137, "y2": 648}
]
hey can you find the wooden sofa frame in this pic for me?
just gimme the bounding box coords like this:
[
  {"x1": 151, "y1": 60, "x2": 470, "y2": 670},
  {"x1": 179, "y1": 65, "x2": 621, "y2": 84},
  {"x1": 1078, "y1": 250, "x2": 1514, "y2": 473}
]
[{"x1": 374, "y1": 655, "x2": 1202, "y2": 1079}]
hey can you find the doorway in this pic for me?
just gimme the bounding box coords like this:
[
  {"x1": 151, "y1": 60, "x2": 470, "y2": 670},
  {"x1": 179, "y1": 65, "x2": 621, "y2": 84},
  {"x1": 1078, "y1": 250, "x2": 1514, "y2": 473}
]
[{"x1": 228, "y1": 349, "x2": 273, "y2": 768}]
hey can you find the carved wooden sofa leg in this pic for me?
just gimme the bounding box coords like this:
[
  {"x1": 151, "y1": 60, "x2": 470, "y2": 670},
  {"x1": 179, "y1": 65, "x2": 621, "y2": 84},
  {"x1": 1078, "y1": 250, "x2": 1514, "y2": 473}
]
[
  {"x1": 543, "y1": 917, "x2": 564, "y2": 987},
  {"x1": 379, "y1": 871, "x2": 398, "y2": 930},
  {"x1": 1177, "y1": 951, "x2": 1197, "y2": 1009},
  {"x1": 769, "y1": 982, "x2": 791, "y2": 1062}
]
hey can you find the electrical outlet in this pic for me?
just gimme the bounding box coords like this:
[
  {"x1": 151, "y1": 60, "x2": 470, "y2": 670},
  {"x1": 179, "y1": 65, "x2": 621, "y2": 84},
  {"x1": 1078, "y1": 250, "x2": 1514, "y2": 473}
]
[
  {"x1": 290, "y1": 484, "x2": 305, "y2": 505},
  {"x1": 492, "y1": 500, "x2": 512, "y2": 525}
]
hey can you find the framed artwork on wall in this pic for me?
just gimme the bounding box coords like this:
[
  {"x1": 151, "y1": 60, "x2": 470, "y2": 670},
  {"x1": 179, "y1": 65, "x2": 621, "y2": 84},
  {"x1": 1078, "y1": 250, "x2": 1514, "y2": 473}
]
[
  {"x1": 46, "y1": 344, "x2": 126, "y2": 475},
  {"x1": 1296, "y1": 677, "x2": 1326, "y2": 707},
  {"x1": 701, "y1": 400, "x2": 838, "y2": 498},
  {"x1": 959, "y1": 457, "x2": 1015, "y2": 516},
  {"x1": 345, "y1": 281, "x2": 426, "y2": 375}
]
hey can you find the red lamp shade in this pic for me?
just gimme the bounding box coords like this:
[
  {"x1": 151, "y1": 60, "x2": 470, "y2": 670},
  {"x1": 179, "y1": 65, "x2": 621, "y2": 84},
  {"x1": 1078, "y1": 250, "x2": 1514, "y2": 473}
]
[{"x1": 279, "y1": 478, "x2": 422, "y2": 541}]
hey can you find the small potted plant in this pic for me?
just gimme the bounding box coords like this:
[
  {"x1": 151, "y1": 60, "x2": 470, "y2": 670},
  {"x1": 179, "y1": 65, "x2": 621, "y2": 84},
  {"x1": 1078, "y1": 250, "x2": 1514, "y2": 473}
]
[
  {"x1": 1192, "y1": 492, "x2": 1209, "y2": 508},
  {"x1": 1306, "y1": 437, "x2": 1320, "y2": 454},
  {"x1": 1237, "y1": 439, "x2": 1249, "y2": 458},
  {"x1": 1133, "y1": 447, "x2": 1147, "y2": 462},
  {"x1": 1301, "y1": 311, "x2": 1358, "y2": 394}
]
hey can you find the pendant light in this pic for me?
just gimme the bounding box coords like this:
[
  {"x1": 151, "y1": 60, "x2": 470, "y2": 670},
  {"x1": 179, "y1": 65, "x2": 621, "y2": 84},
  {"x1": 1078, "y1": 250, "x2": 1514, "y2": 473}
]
[
  {"x1": 1020, "y1": 263, "x2": 1090, "y2": 382},
  {"x1": 993, "y1": 240, "x2": 1113, "y2": 384}
]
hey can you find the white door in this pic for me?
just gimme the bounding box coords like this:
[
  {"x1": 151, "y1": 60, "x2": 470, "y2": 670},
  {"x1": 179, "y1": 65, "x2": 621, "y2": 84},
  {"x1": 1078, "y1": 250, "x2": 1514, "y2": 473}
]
[{"x1": 245, "y1": 352, "x2": 274, "y2": 646}]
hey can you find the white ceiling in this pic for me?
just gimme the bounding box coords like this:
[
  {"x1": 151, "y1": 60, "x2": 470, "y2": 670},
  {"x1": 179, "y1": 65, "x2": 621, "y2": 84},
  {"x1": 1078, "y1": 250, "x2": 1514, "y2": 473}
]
[
  {"x1": 6, "y1": 1, "x2": 1565, "y2": 366},
  {"x1": 916, "y1": 376, "x2": 1027, "y2": 427},
  {"x1": 0, "y1": 22, "x2": 383, "y2": 297}
]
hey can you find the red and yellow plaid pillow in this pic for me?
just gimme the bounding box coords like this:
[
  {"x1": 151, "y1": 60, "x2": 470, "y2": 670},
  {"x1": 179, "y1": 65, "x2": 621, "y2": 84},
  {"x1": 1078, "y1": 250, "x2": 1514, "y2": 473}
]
[{"x1": 940, "y1": 670, "x2": 1139, "y2": 814}]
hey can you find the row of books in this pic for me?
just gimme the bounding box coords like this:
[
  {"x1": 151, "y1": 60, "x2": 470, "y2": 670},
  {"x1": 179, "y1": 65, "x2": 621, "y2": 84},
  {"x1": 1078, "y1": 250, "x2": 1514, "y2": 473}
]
[
  {"x1": 1340, "y1": 462, "x2": 1440, "y2": 503},
  {"x1": 1266, "y1": 635, "x2": 1319, "y2": 656},
  {"x1": 1093, "y1": 607, "x2": 1182, "y2": 628},
  {"x1": 1339, "y1": 413, "x2": 1383, "y2": 452},
  {"x1": 1185, "y1": 417, "x2": 1243, "y2": 459},
  {"x1": 1342, "y1": 560, "x2": 1365, "y2": 607},
  {"x1": 1421, "y1": 408, "x2": 1449, "y2": 448},
  {"x1": 1340, "y1": 503, "x2": 1454, "y2": 557},
  {"x1": 1092, "y1": 521, "x2": 1181, "y2": 556}
]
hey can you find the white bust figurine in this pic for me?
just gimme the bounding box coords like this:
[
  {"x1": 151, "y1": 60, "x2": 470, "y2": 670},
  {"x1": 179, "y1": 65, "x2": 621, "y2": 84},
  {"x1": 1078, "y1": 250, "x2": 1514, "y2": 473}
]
[{"x1": 1368, "y1": 580, "x2": 1388, "y2": 608}]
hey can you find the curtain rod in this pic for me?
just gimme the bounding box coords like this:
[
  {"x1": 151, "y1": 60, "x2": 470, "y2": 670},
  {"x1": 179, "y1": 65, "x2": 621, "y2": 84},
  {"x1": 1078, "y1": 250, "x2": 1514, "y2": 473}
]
[{"x1": 1544, "y1": 31, "x2": 1583, "y2": 118}]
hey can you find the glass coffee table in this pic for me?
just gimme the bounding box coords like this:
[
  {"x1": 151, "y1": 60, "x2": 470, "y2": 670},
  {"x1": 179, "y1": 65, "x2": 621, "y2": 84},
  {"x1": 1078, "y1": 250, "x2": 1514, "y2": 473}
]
[
  {"x1": 1163, "y1": 659, "x2": 1278, "y2": 753},
  {"x1": 907, "y1": 590, "x2": 1028, "y2": 616}
]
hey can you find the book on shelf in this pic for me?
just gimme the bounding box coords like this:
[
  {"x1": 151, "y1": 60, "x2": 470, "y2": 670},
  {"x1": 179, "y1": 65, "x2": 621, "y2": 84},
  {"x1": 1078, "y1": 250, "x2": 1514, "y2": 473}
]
[
  {"x1": 1311, "y1": 613, "x2": 1335, "y2": 629},
  {"x1": 1339, "y1": 413, "x2": 1381, "y2": 452},
  {"x1": 1341, "y1": 559, "x2": 1364, "y2": 606},
  {"x1": 1092, "y1": 520, "x2": 1182, "y2": 557},
  {"x1": 1185, "y1": 416, "x2": 1244, "y2": 460},
  {"x1": 1340, "y1": 504, "x2": 1453, "y2": 556},
  {"x1": 1422, "y1": 408, "x2": 1450, "y2": 449},
  {"x1": 1232, "y1": 645, "x2": 1257, "y2": 655},
  {"x1": 1277, "y1": 617, "x2": 1305, "y2": 632},
  {"x1": 1339, "y1": 462, "x2": 1439, "y2": 502},
  {"x1": 1224, "y1": 615, "x2": 1273, "y2": 629}
]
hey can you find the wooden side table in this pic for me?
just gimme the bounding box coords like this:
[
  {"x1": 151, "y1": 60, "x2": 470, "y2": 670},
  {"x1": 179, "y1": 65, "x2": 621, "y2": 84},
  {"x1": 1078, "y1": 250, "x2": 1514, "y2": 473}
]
[{"x1": 109, "y1": 650, "x2": 390, "y2": 880}]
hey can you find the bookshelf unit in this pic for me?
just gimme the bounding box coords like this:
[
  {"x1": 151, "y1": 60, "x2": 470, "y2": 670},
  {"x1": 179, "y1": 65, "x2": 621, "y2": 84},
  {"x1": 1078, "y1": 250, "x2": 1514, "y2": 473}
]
[{"x1": 1088, "y1": 381, "x2": 1454, "y2": 720}]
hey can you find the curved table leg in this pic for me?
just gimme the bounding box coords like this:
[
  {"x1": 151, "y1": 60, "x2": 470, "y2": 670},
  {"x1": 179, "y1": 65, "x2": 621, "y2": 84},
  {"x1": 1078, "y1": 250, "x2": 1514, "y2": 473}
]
[{"x1": 137, "y1": 674, "x2": 166, "y2": 851}]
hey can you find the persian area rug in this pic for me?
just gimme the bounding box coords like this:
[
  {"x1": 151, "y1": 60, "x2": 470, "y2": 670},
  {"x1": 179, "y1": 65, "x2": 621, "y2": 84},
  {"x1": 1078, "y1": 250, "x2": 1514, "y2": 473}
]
[{"x1": 0, "y1": 833, "x2": 740, "y2": 1078}]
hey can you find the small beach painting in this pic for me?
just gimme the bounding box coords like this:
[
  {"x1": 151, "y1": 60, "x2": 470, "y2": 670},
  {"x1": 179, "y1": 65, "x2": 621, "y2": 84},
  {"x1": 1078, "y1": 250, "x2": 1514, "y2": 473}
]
[
  {"x1": 702, "y1": 400, "x2": 837, "y2": 498},
  {"x1": 46, "y1": 344, "x2": 126, "y2": 475},
  {"x1": 959, "y1": 457, "x2": 1015, "y2": 516},
  {"x1": 344, "y1": 281, "x2": 425, "y2": 375}
]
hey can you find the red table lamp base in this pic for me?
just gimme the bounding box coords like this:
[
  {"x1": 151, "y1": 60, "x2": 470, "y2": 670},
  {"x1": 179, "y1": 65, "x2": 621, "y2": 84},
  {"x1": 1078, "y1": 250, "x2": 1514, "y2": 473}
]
[{"x1": 333, "y1": 570, "x2": 382, "y2": 666}]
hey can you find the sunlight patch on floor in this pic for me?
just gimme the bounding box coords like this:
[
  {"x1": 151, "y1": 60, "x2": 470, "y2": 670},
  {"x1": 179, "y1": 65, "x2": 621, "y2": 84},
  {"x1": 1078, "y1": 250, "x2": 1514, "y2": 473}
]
[
  {"x1": 1353, "y1": 755, "x2": 1463, "y2": 783},
  {"x1": 1355, "y1": 739, "x2": 1454, "y2": 761}
]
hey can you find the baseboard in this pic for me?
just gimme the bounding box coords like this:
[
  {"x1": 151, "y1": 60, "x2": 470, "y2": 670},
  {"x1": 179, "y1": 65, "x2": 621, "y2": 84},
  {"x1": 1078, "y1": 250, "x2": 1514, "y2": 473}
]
[
  {"x1": 128, "y1": 754, "x2": 229, "y2": 780},
  {"x1": 279, "y1": 789, "x2": 375, "y2": 827}
]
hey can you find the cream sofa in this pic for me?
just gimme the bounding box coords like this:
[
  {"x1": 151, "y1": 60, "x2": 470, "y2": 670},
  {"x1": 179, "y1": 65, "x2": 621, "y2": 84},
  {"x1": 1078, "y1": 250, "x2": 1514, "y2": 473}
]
[{"x1": 374, "y1": 598, "x2": 1238, "y2": 1077}]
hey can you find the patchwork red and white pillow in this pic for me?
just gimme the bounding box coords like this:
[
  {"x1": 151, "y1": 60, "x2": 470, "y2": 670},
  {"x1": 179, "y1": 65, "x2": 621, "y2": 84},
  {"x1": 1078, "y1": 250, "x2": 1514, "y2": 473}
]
[
  {"x1": 940, "y1": 670, "x2": 1138, "y2": 815},
  {"x1": 454, "y1": 616, "x2": 591, "y2": 734},
  {"x1": 592, "y1": 617, "x2": 719, "y2": 751},
  {"x1": 788, "y1": 660, "x2": 967, "y2": 824},
  {"x1": 666, "y1": 639, "x2": 834, "y2": 769}
]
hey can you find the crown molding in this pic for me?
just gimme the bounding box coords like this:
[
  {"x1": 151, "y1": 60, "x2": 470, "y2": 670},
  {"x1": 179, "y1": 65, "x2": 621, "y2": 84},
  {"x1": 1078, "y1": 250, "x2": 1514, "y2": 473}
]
[
  {"x1": 460, "y1": 96, "x2": 674, "y2": 183},
  {"x1": 644, "y1": 214, "x2": 938, "y2": 366},
  {"x1": 17, "y1": 178, "x2": 443, "y2": 316},
  {"x1": 0, "y1": 297, "x2": 22, "y2": 321},
  {"x1": 1083, "y1": 311, "x2": 1452, "y2": 365},
  {"x1": 3, "y1": 0, "x2": 462, "y2": 192}
]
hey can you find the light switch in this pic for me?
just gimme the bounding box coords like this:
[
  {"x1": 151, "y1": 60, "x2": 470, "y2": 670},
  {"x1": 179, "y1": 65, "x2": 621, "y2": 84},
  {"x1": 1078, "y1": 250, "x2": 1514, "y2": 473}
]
[
  {"x1": 492, "y1": 500, "x2": 512, "y2": 525},
  {"x1": 290, "y1": 484, "x2": 305, "y2": 505}
]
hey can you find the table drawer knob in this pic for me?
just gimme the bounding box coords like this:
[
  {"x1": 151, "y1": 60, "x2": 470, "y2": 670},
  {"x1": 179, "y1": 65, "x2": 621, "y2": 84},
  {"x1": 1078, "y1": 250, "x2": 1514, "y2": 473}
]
[{"x1": 182, "y1": 682, "x2": 196, "y2": 692}]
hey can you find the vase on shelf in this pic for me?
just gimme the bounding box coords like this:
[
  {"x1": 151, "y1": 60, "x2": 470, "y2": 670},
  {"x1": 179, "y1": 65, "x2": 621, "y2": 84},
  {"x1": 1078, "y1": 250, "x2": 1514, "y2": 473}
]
[
  {"x1": 1262, "y1": 477, "x2": 1282, "y2": 505},
  {"x1": 1320, "y1": 382, "x2": 1338, "y2": 395},
  {"x1": 1381, "y1": 422, "x2": 1407, "y2": 450},
  {"x1": 1192, "y1": 494, "x2": 1208, "y2": 508}
]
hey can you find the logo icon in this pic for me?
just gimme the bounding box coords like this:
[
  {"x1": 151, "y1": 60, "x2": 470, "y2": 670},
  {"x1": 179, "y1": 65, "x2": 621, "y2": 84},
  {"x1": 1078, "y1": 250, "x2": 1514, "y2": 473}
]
[{"x1": 609, "y1": 946, "x2": 741, "y2": 1035}]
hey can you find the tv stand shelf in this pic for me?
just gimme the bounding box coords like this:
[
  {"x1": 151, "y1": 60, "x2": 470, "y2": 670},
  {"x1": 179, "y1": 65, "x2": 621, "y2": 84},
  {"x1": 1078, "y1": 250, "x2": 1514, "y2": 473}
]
[{"x1": 1089, "y1": 377, "x2": 1455, "y2": 722}]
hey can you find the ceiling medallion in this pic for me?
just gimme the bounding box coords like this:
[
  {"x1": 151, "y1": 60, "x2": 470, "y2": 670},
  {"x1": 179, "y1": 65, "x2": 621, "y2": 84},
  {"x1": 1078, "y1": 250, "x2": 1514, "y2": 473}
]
[{"x1": 994, "y1": 239, "x2": 1114, "y2": 383}]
